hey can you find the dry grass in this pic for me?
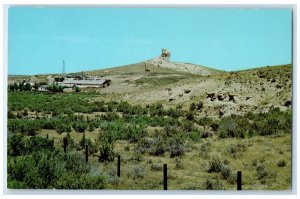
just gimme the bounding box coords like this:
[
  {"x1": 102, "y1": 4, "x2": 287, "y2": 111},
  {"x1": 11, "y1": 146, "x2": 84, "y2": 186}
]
[{"x1": 37, "y1": 128, "x2": 291, "y2": 190}]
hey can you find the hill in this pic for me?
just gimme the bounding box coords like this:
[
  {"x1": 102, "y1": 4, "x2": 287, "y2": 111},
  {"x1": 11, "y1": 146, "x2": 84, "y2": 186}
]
[{"x1": 8, "y1": 58, "x2": 292, "y2": 118}]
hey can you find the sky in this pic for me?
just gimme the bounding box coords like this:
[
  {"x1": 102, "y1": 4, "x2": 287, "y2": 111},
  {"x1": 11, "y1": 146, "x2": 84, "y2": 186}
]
[{"x1": 8, "y1": 7, "x2": 292, "y2": 75}]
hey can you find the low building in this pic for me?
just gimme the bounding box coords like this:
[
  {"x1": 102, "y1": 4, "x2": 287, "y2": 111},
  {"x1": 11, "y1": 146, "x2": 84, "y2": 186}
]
[
  {"x1": 58, "y1": 78, "x2": 111, "y2": 88},
  {"x1": 38, "y1": 85, "x2": 49, "y2": 92}
]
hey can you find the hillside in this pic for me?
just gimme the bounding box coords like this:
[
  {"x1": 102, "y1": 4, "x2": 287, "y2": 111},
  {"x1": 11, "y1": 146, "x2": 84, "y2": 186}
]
[
  {"x1": 7, "y1": 61, "x2": 292, "y2": 190},
  {"x1": 8, "y1": 59, "x2": 292, "y2": 118},
  {"x1": 85, "y1": 63, "x2": 292, "y2": 118}
]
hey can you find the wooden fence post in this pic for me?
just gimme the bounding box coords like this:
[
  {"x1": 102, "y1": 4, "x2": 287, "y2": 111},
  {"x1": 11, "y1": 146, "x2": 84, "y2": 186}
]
[
  {"x1": 117, "y1": 155, "x2": 121, "y2": 177},
  {"x1": 63, "y1": 137, "x2": 68, "y2": 153},
  {"x1": 237, "y1": 171, "x2": 242, "y2": 190},
  {"x1": 163, "y1": 164, "x2": 168, "y2": 190},
  {"x1": 85, "y1": 144, "x2": 89, "y2": 163}
]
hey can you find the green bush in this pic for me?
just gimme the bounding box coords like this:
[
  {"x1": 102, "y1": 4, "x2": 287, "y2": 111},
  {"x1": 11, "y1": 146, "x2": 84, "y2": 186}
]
[
  {"x1": 277, "y1": 160, "x2": 287, "y2": 167},
  {"x1": 256, "y1": 164, "x2": 269, "y2": 183},
  {"x1": 55, "y1": 173, "x2": 107, "y2": 189},
  {"x1": 208, "y1": 156, "x2": 224, "y2": 173},
  {"x1": 168, "y1": 133, "x2": 185, "y2": 158},
  {"x1": 220, "y1": 165, "x2": 235, "y2": 184},
  {"x1": 151, "y1": 163, "x2": 162, "y2": 171},
  {"x1": 130, "y1": 166, "x2": 145, "y2": 179},
  {"x1": 8, "y1": 134, "x2": 26, "y2": 157},
  {"x1": 199, "y1": 142, "x2": 211, "y2": 159},
  {"x1": 226, "y1": 143, "x2": 247, "y2": 158},
  {"x1": 55, "y1": 123, "x2": 72, "y2": 134},
  {"x1": 73, "y1": 122, "x2": 88, "y2": 133},
  {"x1": 218, "y1": 115, "x2": 250, "y2": 138},
  {"x1": 98, "y1": 131, "x2": 116, "y2": 162}
]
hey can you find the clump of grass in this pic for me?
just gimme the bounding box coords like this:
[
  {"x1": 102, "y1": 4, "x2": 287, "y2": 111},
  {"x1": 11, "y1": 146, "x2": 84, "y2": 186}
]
[
  {"x1": 151, "y1": 163, "x2": 162, "y2": 171},
  {"x1": 174, "y1": 157, "x2": 184, "y2": 170},
  {"x1": 107, "y1": 176, "x2": 121, "y2": 186},
  {"x1": 129, "y1": 166, "x2": 145, "y2": 179},
  {"x1": 202, "y1": 178, "x2": 224, "y2": 190},
  {"x1": 256, "y1": 164, "x2": 269, "y2": 184},
  {"x1": 226, "y1": 143, "x2": 247, "y2": 158},
  {"x1": 277, "y1": 160, "x2": 287, "y2": 167},
  {"x1": 208, "y1": 156, "x2": 223, "y2": 173},
  {"x1": 199, "y1": 141, "x2": 211, "y2": 159},
  {"x1": 124, "y1": 145, "x2": 130, "y2": 151},
  {"x1": 220, "y1": 165, "x2": 235, "y2": 184}
]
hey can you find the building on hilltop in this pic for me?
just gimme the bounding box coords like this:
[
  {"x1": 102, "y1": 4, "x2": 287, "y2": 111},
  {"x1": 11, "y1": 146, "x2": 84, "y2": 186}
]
[{"x1": 161, "y1": 48, "x2": 171, "y2": 60}]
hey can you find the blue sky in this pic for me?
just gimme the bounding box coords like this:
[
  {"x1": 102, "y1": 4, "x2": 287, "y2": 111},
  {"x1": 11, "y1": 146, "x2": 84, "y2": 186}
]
[{"x1": 8, "y1": 7, "x2": 292, "y2": 75}]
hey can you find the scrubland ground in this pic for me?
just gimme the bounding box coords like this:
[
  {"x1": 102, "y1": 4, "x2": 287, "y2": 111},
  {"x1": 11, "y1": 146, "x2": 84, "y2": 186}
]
[{"x1": 7, "y1": 63, "x2": 292, "y2": 190}]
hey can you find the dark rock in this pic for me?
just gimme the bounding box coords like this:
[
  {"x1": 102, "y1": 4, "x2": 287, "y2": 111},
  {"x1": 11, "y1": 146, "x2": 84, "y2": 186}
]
[
  {"x1": 184, "y1": 89, "x2": 191, "y2": 94},
  {"x1": 284, "y1": 100, "x2": 292, "y2": 107}
]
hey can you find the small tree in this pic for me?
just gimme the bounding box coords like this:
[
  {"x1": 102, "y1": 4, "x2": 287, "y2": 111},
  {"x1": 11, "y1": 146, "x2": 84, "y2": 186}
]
[
  {"x1": 98, "y1": 131, "x2": 115, "y2": 162},
  {"x1": 24, "y1": 83, "x2": 32, "y2": 91},
  {"x1": 33, "y1": 82, "x2": 40, "y2": 91},
  {"x1": 75, "y1": 87, "x2": 80, "y2": 92}
]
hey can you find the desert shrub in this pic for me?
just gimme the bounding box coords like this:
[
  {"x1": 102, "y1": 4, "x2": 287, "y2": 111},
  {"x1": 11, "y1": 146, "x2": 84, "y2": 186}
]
[
  {"x1": 182, "y1": 120, "x2": 194, "y2": 133},
  {"x1": 8, "y1": 134, "x2": 26, "y2": 157},
  {"x1": 248, "y1": 108, "x2": 291, "y2": 136},
  {"x1": 189, "y1": 103, "x2": 196, "y2": 112},
  {"x1": 218, "y1": 115, "x2": 250, "y2": 138},
  {"x1": 256, "y1": 164, "x2": 269, "y2": 183},
  {"x1": 130, "y1": 166, "x2": 145, "y2": 179},
  {"x1": 208, "y1": 156, "x2": 224, "y2": 173},
  {"x1": 63, "y1": 152, "x2": 90, "y2": 174},
  {"x1": 100, "y1": 112, "x2": 119, "y2": 121},
  {"x1": 150, "y1": 130, "x2": 168, "y2": 155},
  {"x1": 62, "y1": 133, "x2": 76, "y2": 151},
  {"x1": 196, "y1": 101, "x2": 204, "y2": 110},
  {"x1": 55, "y1": 123, "x2": 71, "y2": 134},
  {"x1": 55, "y1": 173, "x2": 106, "y2": 189},
  {"x1": 107, "y1": 175, "x2": 121, "y2": 186},
  {"x1": 98, "y1": 131, "x2": 116, "y2": 162},
  {"x1": 210, "y1": 122, "x2": 219, "y2": 131},
  {"x1": 166, "y1": 108, "x2": 183, "y2": 118},
  {"x1": 185, "y1": 112, "x2": 194, "y2": 121},
  {"x1": 135, "y1": 131, "x2": 167, "y2": 156},
  {"x1": 124, "y1": 145, "x2": 130, "y2": 151},
  {"x1": 8, "y1": 150, "x2": 67, "y2": 189},
  {"x1": 73, "y1": 121, "x2": 88, "y2": 133},
  {"x1": 151, "y1": 163, "x2": 162, "y2": 171},
  {"x1": 168, "y1": 132, "x2": 185, "y2": 158},
  {"x1": 277, "y1": 160, "x2": 287, "y2": 167},
  {"x1": 174, "y1": 157, "x2": 184, "y2": 169},
  {"x1": 134, "y1": 137, "x2": 152, "y2": 154},
  {"x1": 202, "y1": 178, "x2": 224, "y2": 190},
  {"x1": 187, "y1": 131, "x2": 201, "y2": 142},
  {"x1": 197, "y1": 117, "x2": 213, "y2": 129},
  {"x1": 220, "y1": 165, "x2": 235, "y2": 184},
  {"x1": 148, "y1": 103, "x2": 166, "y2": 117},
  {"x1": 199, "y1": 142, "x2": 211, "y2": 159},
  {"x1": 26, "y1": 136, "x2": 55, "y2": 154},
  {"x1": 8, "y1": 109, "x2": 16, "y2": 119},
  {"x1": 226, "y1": 143, "x2": 247, "y2": 158}
]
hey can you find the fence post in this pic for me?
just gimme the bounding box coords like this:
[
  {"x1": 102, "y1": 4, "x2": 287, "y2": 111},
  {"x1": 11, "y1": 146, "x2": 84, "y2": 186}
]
[
  {"x1": 163, "y1": 164, "x2": 168, "y2": 190},
  {"x1": 85, "y1": 144, "x2": 89, "y2": 163},
  {"x1": 63, "y1": 137, "x2": 68, "y2": 153},
  {"x1": 237, "y1": 171, "x2": 242, "y2": 190},
  {"x1": 46, "y1": 134, "x2": 49, "y2": 139},
  {"x1": 117, "y1": 155, "x2": 121, "y2": 177}
]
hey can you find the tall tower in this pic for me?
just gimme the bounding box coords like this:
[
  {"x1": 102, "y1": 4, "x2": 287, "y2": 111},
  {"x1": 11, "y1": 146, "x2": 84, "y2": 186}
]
[{"x1": 62, "y1": 60, "x2": 65, "y2": 76}]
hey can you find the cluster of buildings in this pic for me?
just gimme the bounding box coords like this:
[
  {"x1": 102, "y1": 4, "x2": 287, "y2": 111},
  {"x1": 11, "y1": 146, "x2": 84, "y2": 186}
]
[
  {"x1": 12, "y1": 73, "x2": 111, "y2": 92},
  {"x1": 56, "y1": 76, "x2": 111, "y2": 89}
]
